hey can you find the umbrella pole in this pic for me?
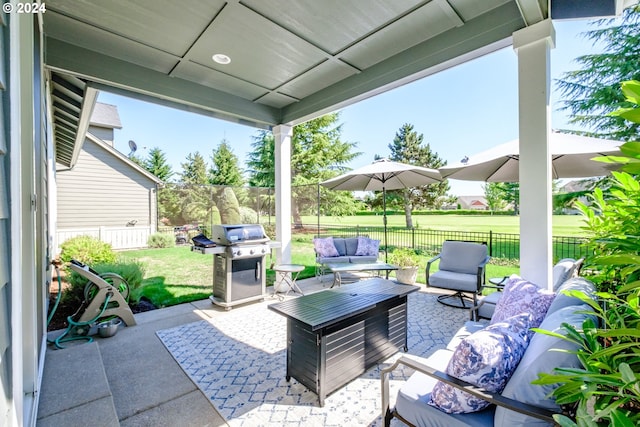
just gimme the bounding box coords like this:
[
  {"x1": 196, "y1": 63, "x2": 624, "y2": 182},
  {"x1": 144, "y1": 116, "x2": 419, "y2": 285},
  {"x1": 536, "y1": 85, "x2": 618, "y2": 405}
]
[{"x1": 383, "y1": 187, "x2": 388, "y2": 263}]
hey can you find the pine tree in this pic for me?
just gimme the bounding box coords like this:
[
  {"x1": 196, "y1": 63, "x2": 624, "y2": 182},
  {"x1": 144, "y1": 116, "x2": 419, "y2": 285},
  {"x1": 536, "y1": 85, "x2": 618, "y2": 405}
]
[
  {"x1": 209, "y1": 139, "x2": 244, "y2": 187},
  {"x1": 246, "y1": 113, "x2": 362, "y2": 221},
  {"x1": 143, "y1": 147, "x2": 173, "y2": 181},
  {"x1": 180, "y1": 152, "x2": 208, "y2": 184},
  {"x1": 388, "y1": 123, "x2": 449, "y2": 227},
  {"x1": 556, "y1": 6, "x2": 640, "y2": 141}
]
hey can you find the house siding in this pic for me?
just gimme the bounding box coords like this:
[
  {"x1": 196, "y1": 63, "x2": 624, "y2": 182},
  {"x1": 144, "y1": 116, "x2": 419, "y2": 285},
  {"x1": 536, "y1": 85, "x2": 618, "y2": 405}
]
[
  {"x1": 0, "y1": 11, "x2": 11, "y2": 426},
  {"x1": 56, "y1": 139, "x2": 157, "y2": 229}
]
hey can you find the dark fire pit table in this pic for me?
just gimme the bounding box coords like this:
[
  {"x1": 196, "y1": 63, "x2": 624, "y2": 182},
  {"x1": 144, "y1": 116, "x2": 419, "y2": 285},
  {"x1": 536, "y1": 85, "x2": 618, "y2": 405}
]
[{"x1": 268, "y1": 277, "x2": 419, "y2": 406}]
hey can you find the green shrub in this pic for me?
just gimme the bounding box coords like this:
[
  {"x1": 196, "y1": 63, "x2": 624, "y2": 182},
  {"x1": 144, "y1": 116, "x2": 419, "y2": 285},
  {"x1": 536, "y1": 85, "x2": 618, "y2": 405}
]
[
  {"x1": 239, "y1": 206, "x2": 259, "y2": 224},
  {"x1": 60, "y1": 235, "x2": 117, "y2": 265},
  {"x1": 64, "y1": 260, "x2": 146, "y2": 306},
  {"x1": 147, "y1": 232, "x2": 175, "y2": 248}
]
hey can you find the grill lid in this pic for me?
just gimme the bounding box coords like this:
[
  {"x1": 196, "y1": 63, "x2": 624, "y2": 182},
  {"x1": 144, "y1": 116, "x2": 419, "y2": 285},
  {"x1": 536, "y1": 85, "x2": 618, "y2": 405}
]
[{"x1": 211, "y1": 224, "x2": 269, "y2": 246}]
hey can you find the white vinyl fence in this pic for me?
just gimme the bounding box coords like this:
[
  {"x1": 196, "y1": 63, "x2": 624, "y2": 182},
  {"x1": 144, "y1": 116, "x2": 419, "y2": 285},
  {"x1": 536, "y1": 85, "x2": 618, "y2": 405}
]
[{"x1": 56, "y1": 226, "x2": 152, "y2": 251}]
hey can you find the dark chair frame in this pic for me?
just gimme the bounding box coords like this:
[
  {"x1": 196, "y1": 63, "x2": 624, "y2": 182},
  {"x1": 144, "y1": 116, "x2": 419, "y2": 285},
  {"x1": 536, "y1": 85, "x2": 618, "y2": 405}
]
[{"x1": 426, "y1": 240, "x2": 490, "y2": 314}]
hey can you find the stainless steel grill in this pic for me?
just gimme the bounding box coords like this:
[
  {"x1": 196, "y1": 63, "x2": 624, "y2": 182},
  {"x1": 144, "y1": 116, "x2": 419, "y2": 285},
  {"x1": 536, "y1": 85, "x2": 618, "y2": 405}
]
[{"x1": 209, "y1": 224, "x2": 271, "y2": 310}]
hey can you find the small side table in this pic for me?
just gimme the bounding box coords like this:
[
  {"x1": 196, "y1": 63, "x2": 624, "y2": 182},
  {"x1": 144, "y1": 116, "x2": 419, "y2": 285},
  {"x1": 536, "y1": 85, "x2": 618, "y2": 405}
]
[{"x1": 273, "y1": 264, "x2": 305, "y2": 299}]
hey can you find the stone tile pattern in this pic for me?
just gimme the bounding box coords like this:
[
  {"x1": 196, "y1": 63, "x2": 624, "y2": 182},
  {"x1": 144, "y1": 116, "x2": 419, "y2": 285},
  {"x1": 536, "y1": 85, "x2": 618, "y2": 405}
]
[{"x1": 157, "y1": 292, "x2": 466, "y2": 426}]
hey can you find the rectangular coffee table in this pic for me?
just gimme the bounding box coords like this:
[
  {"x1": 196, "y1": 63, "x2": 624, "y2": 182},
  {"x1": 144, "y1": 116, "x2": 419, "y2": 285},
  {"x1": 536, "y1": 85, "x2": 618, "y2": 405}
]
[
  {"x1": 326, "y1": 262, "x2": 398, "y2": 288},
  {"x1": 268, "y1": 278, "x2": 419, "y2": 406}
]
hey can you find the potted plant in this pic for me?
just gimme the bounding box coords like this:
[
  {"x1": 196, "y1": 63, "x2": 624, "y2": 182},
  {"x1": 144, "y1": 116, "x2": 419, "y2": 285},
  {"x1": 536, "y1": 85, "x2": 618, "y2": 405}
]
[{"x1": 389, "y1": 248, "x2": 421, "y2": 284}]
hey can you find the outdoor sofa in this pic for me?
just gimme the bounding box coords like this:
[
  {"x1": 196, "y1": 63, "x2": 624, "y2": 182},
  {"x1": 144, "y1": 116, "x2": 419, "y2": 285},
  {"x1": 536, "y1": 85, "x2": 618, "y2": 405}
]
[
  {"x1": 313, "y1": 236, "x2": 380, "y2": 278},
  {"x1": 381, "y1": 274, "x2": 596, "y2": 426}
]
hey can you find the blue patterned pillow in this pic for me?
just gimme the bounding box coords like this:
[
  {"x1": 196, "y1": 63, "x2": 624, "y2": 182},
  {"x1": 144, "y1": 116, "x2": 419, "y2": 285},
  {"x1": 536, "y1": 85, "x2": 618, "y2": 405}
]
[
  {"x1": 428, "y1": 313, "x2": 532, "y2": 414},
  {"x1": 491, "y1": 275, "x2": 555, "y2": 329},
  {"x1": 313, "y1": 237, "x2": 339, "y2": 257},
  {"x1": 354, "y1": 236, "x2": 380, "y2": 256}
]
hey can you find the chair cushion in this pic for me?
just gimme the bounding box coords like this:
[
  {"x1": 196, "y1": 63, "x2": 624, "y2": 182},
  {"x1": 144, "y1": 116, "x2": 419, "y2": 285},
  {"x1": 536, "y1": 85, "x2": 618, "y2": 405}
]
[
  {"x1": 494, "y1": 304, "x2": 596, "y2": 426},
  {"x1": 428, "y1": 314, "x2": 532, "y2": 414},
  {"x1": 490, "y1": 276, "x2": 555, "y2": 329},
  {"x1": 475, "y1": 292, "x2": 502, "y2": 320},
  {"x1": 429, "y1": 270, "x2": 478, "y2": 292},
  {"x1": 552, "y1": 258, "x2": 577, "y2": 289},
  {"x1": 395, "y1": 350, "x2": 496, "y2": 427},
  {"x1": 354, "y1": 236, "x2": 380, "y2": 256},
  {"x1": 313, "y1": 237, "x2": 339, "y2": 257},
  {"x1": 438, "y1": 241, "x2": 487, "y2": 275}
]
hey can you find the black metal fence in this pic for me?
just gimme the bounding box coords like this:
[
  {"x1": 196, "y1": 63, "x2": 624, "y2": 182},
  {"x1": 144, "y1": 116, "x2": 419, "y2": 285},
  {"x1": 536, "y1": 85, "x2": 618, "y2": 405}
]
[{"x1": 311, "y1": 224, "x2": 591, "y2": 261}]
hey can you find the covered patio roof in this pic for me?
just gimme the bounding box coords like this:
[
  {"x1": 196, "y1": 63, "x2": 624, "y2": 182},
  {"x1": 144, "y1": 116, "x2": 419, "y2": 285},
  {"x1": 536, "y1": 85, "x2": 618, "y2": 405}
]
[
  {"x1": 42, "y1": 0, "x2": 555, "y2": 159},
  {"x1": 41, "y1": 0, "x2": 628, "y2": 286}
]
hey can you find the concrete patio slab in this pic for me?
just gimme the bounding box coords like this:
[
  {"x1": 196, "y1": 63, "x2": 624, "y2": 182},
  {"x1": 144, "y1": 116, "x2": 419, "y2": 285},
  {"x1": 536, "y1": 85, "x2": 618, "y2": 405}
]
[{"x1": 37, "y1": 341, "x2": 112, "y2": 420}]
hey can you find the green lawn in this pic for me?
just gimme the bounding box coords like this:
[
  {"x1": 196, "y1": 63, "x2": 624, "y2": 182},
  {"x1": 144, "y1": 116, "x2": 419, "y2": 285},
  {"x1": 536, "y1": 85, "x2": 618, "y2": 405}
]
[
  {"x1": 121, "y1": 237, "x2": 519, "y2": 308},
  {"x1": 301, "y1": 214, "x2": 585, "y2": 236},
  {"x1": 120, "y1": 214, "x2": 585, "y2": 308}
]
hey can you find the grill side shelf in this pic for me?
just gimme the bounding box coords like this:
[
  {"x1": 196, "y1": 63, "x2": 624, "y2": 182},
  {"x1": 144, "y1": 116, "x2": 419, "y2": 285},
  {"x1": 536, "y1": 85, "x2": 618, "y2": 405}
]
[{"x1": 191, "y1": 246, "x2": 225, "y2": 255}]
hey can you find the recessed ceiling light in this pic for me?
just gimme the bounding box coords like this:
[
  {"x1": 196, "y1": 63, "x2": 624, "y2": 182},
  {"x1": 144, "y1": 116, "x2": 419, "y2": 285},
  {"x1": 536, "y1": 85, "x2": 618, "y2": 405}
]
[{"x1": 212, "y1": 54, "x2": 231, "y2": 65}]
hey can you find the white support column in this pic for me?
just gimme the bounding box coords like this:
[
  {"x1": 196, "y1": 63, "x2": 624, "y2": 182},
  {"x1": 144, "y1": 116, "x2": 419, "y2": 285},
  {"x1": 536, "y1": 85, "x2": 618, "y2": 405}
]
[
  {"x1": 273, "y1": 125, "x2": 293, "y2": 264},
  {"x1": 513, "y1": 20, "x2": 555, "y2": 289}
]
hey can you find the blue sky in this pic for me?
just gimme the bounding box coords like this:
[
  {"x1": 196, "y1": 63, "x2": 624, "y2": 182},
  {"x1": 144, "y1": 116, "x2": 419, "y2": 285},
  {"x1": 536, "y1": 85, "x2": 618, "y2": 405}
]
[{"x1": 98, "y1": 18, "x2": 604, "y2": 196}]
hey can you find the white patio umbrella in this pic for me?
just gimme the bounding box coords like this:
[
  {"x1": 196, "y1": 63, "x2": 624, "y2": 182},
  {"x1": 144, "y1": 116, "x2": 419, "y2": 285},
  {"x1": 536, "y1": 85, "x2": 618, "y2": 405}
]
[
  {"x1": 439, "y1": 133, "x2": 622, "y2": 182},
  {"x1": 320, "y1": 159, "x2": 442, "y2": 262}
]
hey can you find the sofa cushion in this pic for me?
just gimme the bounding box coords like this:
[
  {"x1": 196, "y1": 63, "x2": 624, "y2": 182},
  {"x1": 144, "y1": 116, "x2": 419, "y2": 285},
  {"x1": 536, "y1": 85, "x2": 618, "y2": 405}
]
[
  {"x1": 429, "y1": 270, "x2": 478, "y2": 292},
  {"x1": 438, "y1": 241, "x2": 488, "y2": 275},
  {"x1": 354, "y1": 236, "x2": 380, "y2": 256},
  {"x1": 349, "y1": 255, "x2": 378, "y2": 263},
  {"x1": 395, "y1": 349, "x2": 496, "y2": 427},
  {"x1": 429, "y1": 314, "x2": 532, "y2": 414},
  {"x1": 332, "y1": 238, "x2": 347, "y2": 256},
  {"x1": 446, "y1": 321, "x2": 488, "y2": 351},
  {"x1": 313, "y1": 237, "x2": 339, "y2": 257},
  {"x1": 317, "y1": 255, "x2": 350, "y2": 264},
  {"x1": 491, "y1": 276, "x2": 555, "y2": 329},
  {"x1": 547, "y1": 277, "x2": 596, "y2": 316},
  {"x1": 494, "y1": 303, "x2": 595, "y2": 426}
]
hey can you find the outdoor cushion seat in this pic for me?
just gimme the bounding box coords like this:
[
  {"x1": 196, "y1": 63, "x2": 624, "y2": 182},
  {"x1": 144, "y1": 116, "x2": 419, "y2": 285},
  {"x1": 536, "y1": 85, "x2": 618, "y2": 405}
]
[
  {"x1": 394, "y1": 350, "x2": 495, "y2": 427},
  {"x1": 314, "y1": 236, "x2": 380, "y2": 279},
  {"x1": 426, "y1": 241, "x2": 490, "y2": 310},
  {"x1": 381, "y1": 276, "x2": 598, "y2": 427}
]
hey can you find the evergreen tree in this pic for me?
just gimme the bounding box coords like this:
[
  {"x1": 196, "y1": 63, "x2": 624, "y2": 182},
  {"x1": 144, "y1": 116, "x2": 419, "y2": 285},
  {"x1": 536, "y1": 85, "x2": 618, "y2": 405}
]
[
  {"x1": 180, "y1": 152, "x2": 208, "y2": 184},
  {"x1": 178, "y1": 152, "x2": 211, "y2": 226},
  {"x1": 246, "y1": 113, "x2": 362, "y2": 223},
  {"x1": 388, "y1": 123, "x2": 449, "y2": 227},
  {"x1": 209, "y1": 139, "x2": 244, "y2": 187},
  {"x1": 556, "y1": 6, "x2": 640, "y2": 141},
  {"x1": 143, "y1": 147, "x2": 173, "y2": 181}
]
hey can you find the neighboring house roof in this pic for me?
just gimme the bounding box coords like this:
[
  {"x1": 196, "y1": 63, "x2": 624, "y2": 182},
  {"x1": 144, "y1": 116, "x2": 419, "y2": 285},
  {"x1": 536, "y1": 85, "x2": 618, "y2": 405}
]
[
  {"x1": 457, "y1": 195, "x2": 488, "y2": 208},
  {"x1": 85, "y1": 132, "x2": 163, "y2": 184},
  {"x1": 90, "y1": 102, "x2": 123, "y2": 129},
  {"x1": 560, "y1": 179, "x2": 593, "y2": 193}
]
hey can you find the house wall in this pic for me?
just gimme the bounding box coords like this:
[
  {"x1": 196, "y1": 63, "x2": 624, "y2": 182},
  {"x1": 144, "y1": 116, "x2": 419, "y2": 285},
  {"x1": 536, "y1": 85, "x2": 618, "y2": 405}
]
[
  {"x1": 1, "y1": 11, "x2": 49, "y2": 426},
  {"x1": 56, "y1": 139, "x2": 157, "y2": 230},
  {"x1": 0, "y1": 11, "x2": 11, "y2": 426},
  {"x1": 87, "y1": 125, "x2": 114, "y2": 146}
]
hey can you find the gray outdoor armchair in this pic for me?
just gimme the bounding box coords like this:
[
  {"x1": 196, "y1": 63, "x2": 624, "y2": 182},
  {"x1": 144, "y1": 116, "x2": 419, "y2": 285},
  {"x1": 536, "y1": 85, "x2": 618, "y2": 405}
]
[{"x1": 426, "y1": 240, "x2": 490, "y2": 311}]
